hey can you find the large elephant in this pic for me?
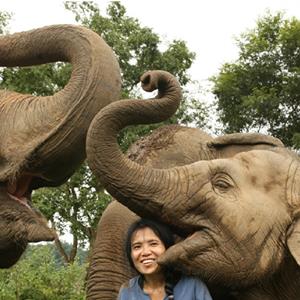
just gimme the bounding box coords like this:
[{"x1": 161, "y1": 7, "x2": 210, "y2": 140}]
[
  {"x1": 86, "y1": 125, "x2": 218, "y2": 299},
  {"x1": 0, "y1": 24, "x2": 121, "y2": 268},
  {"x1": 86, "y1": 70, "x2": 299, "y2": 299}
]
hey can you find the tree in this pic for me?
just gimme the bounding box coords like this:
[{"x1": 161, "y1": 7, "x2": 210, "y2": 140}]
[
  {"x1": 64, "y1": 0, "x2": 195, "y2": 94},
  {"x1": 0, "y1": 244, "x2": 86, "y2": 300},
  {"x1": 212, "y1": 12, "x2": 300, "y2": 149},
  {"x1": 0, "y1": 11, "x2": 11, "y2": 34},
  {"x1": 65, "y1": 0, "x2": 210, "y2": 149},
  {"x1": 0, "y1": 1, "x2": 209, "y2": 262},
  {"x1": 33, "y1": 163, "x2": 111, "y2": 264}
]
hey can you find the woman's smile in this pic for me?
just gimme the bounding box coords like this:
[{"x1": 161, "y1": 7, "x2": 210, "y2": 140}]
[{"x1": 131, "y1": 227, "x2": 166, "y2": 275}]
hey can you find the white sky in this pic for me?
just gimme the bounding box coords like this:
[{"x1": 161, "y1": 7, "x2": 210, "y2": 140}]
[{"x1": 1, "y1": 0, "x2": 300, "y2": 88}]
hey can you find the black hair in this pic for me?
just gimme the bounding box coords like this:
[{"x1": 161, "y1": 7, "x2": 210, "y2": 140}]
[{"x1": 125, "y1": 218, "x2": 180, "y2": 299}]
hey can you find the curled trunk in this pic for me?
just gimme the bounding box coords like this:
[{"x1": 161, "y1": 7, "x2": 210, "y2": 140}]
[
  {"x1": 0, "y1": 25, "x2": 121, "y2": 186},
  {"x1": 0, "y1": 25, "x2": 121, "y2": 268},
  {"x1": 87, "y1": 70, "x2": 184, "y2": 223}
]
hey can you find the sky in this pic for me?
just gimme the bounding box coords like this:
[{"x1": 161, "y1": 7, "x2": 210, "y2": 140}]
[{"x1": 1, "y1": 0, "x2": 300, "y2": 92}]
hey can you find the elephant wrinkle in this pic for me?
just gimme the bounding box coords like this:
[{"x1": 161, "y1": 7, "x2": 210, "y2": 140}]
[
  {"x1": 85, "y1": 68, "x2": 300, "y2": 299},
  {"x1": 89, "y1": 131, "x2": 300, "y2": 299},
  {"x1": 0, "y1": 24, "x2": 121, "y2": 268}
]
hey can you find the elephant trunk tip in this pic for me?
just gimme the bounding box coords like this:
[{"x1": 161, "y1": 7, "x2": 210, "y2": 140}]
[
  {"x1": 141, "y1": 73, "x2": 151, "y2": 85},
  {"x1": 141, "y1": 71, "x2": 157, "y2": 92},
  {"x1": 140, "y1": 70, "x2": 176, "y2": 93}
]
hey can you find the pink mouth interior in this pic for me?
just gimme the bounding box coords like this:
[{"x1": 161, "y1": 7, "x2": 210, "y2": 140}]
[{"x1": 6, "y1": 174, "x2": 33, "y2": 209}]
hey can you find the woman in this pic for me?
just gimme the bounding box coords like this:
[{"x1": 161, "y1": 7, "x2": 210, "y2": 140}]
[{"x1": 118, "y1": 218, "x2": 212, "y2": 300}]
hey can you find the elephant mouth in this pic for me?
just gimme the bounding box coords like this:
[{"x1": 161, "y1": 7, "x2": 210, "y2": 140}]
[
  {"x1": 168, "y1": 219, "x2": 211, "y2": 239},
  {"x1": 6, "y1": 173, "x2": 35, "y2": 210},
  {"x1": 160, "y1": 229, "x2": 214, "y2": 269},
  {"x1": 164, "y1": 222, "x2": 214, "y2": 254},
  {"x1": 180, "y1": 227, "x2": 211, "y2": 243}
]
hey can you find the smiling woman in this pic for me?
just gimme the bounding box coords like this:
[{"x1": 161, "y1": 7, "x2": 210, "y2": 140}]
[{"x1": 118, "y1": 218, "x2": 212, "y2": 300}]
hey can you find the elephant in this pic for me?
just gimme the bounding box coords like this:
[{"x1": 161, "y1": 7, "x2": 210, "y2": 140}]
[
  {"x1": 0, "y1": 24, "x2": 121, "y2": 268},
  {"x1": 86, "y1": 124, "x2": 286, "y2": 300},
  {"x1": 86, "y1": 70, "x2": 300, "y2": 300}
]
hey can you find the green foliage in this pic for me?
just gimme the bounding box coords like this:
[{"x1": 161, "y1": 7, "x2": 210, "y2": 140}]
[
  {"x1": 33, "y1": 163, "x2": 111, "y2": 247},
  {"x1": 118, "y1": 91, "x2": 211, "y2": 152},
  {"x1": 176, "y1": 88, "x2": 211, "y2": 129},
  {"x1": 0, "y1": 63, "x2": 71, "y2": 96},
  {"x1": 63, "y1": 0, "x2": 207, "y2": 152},
  {"x1": 292, "y1": 132, "x2": 300, "y2": 149},
  {"x1": 51, "y1": 242, "x2": 88, "y2": 265},
  {"x1": 0, "y1": 245, "x2": 86, "y2": 300},
  {"x1": 212, "y1": 12, "x2": 300, "y2": 148},
  {"x1": 64, "y1": 0, "x2": 196, "y2": 94},
  {"x1": 0, "y1": 11, "x2": 11, "y2": 34}
]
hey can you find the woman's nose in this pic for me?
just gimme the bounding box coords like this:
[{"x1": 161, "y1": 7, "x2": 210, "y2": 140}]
[{"x1": 141, "y1": 246, "x2": 151, "y2": 255}]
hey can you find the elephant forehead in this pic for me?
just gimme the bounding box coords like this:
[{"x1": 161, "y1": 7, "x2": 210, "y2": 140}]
[
  {"x1": 205, "y1": 151, "x2": 292, "y2": 226},
  {"x1": 230, "y1": 150, "x2": 290, "y2": 178}
]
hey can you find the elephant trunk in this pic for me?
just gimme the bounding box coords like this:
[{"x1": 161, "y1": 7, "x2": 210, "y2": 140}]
[
  {"x1": 87, "y1": 70, "x2": 188, "y2": 224},
  {"x1": 0, "y1": 25, "x2": 121, "y2": 185}
]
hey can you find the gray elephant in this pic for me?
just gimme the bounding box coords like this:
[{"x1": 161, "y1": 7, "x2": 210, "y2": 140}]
[
  {"x1": 86, "y1": 124, "x2": 218, "y2": 299},
  {"x1": 0, "y1": 24, "x2": 121, "y2": 268},
  {"x1": 86, "y1": 125, "x2": 286, "y2": 300},
  {"x1": 86, "y1": 70, "x2": 299, "y2": 299}
]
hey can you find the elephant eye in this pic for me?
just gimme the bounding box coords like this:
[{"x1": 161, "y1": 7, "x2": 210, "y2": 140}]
[
  {"x1": 215, "y1": 180, "x2": 230, "y2": 189},
  {"x1": 212, "y1": 174, "x2": 232, "y2": 192}
]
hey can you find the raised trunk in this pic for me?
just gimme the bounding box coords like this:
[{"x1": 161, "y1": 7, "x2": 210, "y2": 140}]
[
  {"x1": 87, "y1": 70, "x2": 185, "y2": 221},
  {"x1": 0, "y1": 25, "x2": 121, "y2": 185}
]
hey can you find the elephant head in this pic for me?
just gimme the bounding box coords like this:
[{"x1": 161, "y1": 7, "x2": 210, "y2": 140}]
[
  {"x1": 86, "y1": 70, "x2": 300, "y2": 299},
  {"x1": 0, "y1": 24, "x2": 121, "y2": 267}
]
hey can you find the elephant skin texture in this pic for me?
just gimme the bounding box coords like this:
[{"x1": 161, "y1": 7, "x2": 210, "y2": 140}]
[
  {"x1": 0, "y1": 24, "x2": 121, "y2": 268},
  {"x1": 86, "y1": 70, "x2": 300, "y2": 300}
]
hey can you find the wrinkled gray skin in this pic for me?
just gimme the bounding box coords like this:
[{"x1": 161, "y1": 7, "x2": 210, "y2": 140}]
[
  {"x1": 86, "y1": 124, "x2": 286, "y2": 300},
  {"x1": 86, "y1": 125, "x2": 218, "y2": 298},
  {"x1": 86, "y1": 70, "x2": 300, "y2": 300},
  {"x1": 0, "y1": 24, "x2": 121, "y2": 268}
]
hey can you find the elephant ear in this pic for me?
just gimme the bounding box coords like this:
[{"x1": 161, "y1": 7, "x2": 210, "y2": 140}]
[
  {"x1": 287, "y1": 216, "x2": 300, "y2": 266},
  {"x1": 210, "y1": 133, "x2": 284, "y2": 148}
]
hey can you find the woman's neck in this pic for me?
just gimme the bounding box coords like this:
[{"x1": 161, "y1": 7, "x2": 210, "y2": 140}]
[
  {"x1": 143, "y1": 273, "x2": 166, "y2": 300},
  {"x1": 143, "y1": 272, "x2": 166, "y2": 289}
]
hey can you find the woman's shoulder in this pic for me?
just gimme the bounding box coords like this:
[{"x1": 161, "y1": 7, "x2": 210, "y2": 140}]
[
  {"x1": 121, "y1": 275, "x2": 140, "y2": 289},
  {"x1": 118, "y1": 276, "x2": 142, "y2": 300},
  {"x1": 177, "y1": 275, "x2": 212, "y2": 299},
  {"x1": 179, "y1": 275, "x2": 205, "y2": 285}
]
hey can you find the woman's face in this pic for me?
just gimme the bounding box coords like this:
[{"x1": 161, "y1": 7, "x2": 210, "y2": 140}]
[{"x1": 131, "y1": 227, "x2": 166, "y2": 275}]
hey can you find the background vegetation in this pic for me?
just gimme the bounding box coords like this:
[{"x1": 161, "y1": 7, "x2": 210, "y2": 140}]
[
  {"x1": 212, "y1": 11, "x2": 300, "y2": 148},
  {"x1": 0, "y1": 1, "x2": 299, "y2": 298},
  {"x1": 0, "y1": 245, "x2": 87, "y2": 300}
]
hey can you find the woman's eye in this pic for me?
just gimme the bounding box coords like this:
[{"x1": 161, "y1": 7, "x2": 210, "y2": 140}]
[{"x1": 150, "y1": 242, "x2": 158, "y2": 247}]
